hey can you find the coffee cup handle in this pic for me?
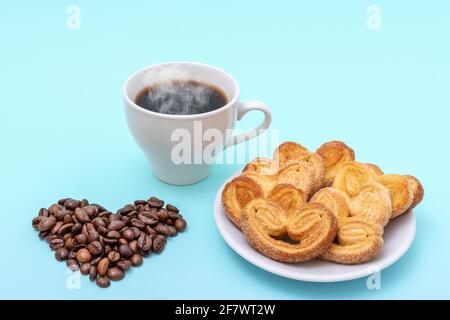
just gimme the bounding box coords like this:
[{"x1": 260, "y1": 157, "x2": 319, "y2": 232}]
[{"x1": 225, "y1": 101, "x2": 272, "y2": 149}]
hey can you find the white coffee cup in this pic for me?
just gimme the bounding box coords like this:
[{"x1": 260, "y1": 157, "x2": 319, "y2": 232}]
[{"x1": 123, "y1": 62, "x2": 271, "y2": 185}]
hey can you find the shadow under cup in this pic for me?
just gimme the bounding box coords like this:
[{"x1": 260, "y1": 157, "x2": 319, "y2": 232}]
[{"x1": 123, "y1": 62, "x2": 240, "y2": 185}]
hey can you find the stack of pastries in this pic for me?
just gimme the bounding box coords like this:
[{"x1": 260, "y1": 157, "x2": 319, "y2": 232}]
[{"x1": 221, "y1": 141, "x2": 424, "y2": 264}]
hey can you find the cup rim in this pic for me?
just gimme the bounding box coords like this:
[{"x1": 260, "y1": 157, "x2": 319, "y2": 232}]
[{"x1": 122, "y1": 61, "x2": 240, "y2": 119}]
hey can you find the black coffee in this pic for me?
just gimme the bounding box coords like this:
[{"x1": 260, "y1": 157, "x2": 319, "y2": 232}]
[{"x1": 135, "y1": 80, "x2": 228, "y2": 115}]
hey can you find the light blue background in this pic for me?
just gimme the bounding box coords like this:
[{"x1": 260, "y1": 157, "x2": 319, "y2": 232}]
[{"x1": 1, "y1": 0, "x2": 449, "y2": 299}]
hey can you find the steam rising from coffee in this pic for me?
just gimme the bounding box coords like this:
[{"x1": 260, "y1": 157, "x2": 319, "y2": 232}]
[{"x1": 137, "y1": 66, "x2": 227, "y2": 115}]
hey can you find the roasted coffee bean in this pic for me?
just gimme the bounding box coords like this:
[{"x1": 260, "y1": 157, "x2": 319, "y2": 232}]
[
  {"x1": 64, "y1": 199, "x2": 80, "y2": 210},
  {"x1": 107, "y1": 251, "x2": 121, "y2": 263},
  {"x1": 168, "y1": 226, "x2": 177, "y2": 237},
  {"x1": 129, "y1": 240, "x2": 138, "y2": 253},
  {"x1": 38, "y1": 231, "x2": 49, "y2": 239},
  {"x1": 57, "y1": 223, "x2": 73, "y2": 237},
  {"x1": 54, "y1": 209, "x2": 70, "y2": 221},
  {"x1": 154, "y1": 223, "x2": 171, "y2": 236},
  {"x1": 148, "y1": 197, "x2": 164, "y2": 208},
  {"x1": 76, "y1": 248, "x2": 92, "y2": 263},
  {"x1": 144, "y1": 225, "x2": 156, "y2": 235},
  {"x1": 80, "y1": 199, "x2": 89, "y2": 207},
  {"x1": 97, "y1": 258, "x2": 110, "y2": 276},
  {"x1": 166, "y1": 204, "x2": 179, "y2": 213},
  {"x1": 167, "y1": 210, "x2": 181, "y2": 220},
  {"x1": 107, "y1": 267, "x2": 124, "y2": 281},
  {"x1": 38, "y1": 216, "x2": 56, "y2": 232},
  {"x1": 51, "y1": 221, "x2": 64, "y2": 235},
  {"x1": 66, "y1": 259, "x2": 79, "y2": 271},
  {"x1": 88, "y1": 266, "x2": 97, "y2": 280},
  {"x1": 152, "y1": 235, "x2": 165, "y2": 253},
  {"x1": 87, "y1": 241, "x2": 103, "y2": 255},
  {"x1": 74, "y1": 208, "x2": 90, "y2": 223},
  {"x1": 46, "y1": 235, "x2": 58, "y2": 242},
  {"x1": 64, "y1": 237, "x2": 76, "y2": 250},
  {"x1": 118, "y1": 238, "x2": 128, "y2": 246},
  {"x1": 98, "y1": 211, "x2": 112, "y2": 219},
  {"x1": 103, "y1": 237, "x2": 118, "y2": 245},
  {"x1": 109, "y1": 214, "x2": 120, "y2": 222},
  {"x1": 84, "y1": 205, "x2": 98, "y2": 217},
  {"x1": 130, "y1": 218, "x2": 145, "y2": 229},
  {"x1": 71, "y1": 222, "x2": 82, "y2": 235},
  {"x1": 80, "y1": 262, "x2": 91, "y2": 275},
  {"x1": 156, "y1": 209, "x2": 169, "y2": 221},
  {"x1": 116, "y1": 260, "x2": 132, "y2": 271},
  {"x1": 92, "y1": 203, "x2": 107, "y2": 213},
  {"x1": 122, "y1": 229, "x2": 135, "y2": 241},
  {"x1": 49, "y1": 238, "x2": 64, "y2": 250},
  {"x1": 48, "y1": 204, "x2": 62, "y2": 215},
  {"x1": 62, "y1": 233, "x2": 72, "y2": 241},
  {"x1": 91, "y1": 256, "x2": 102, "y2": 266},
  {"x1": 58, "y1": 198, "x2": 70, "y2": 206},
  {"x1": 96, "y1": 276, "x2": 110, "y2": 288},
  {"x1": 118, "y1": 244, "x2": 133, "y2": 258},
  {"x1": 138, "y1": 212, "x2": 158, "y2": 226},
  {"x1": 32, "y1": 216, "x2": 43, "y2": 230},
  {"x1": 55, "y1": 248, "x2": 69, "y2": 261},
  {"x1": 38, "y1": 208, "x2": 50, "y2": 217},
  {"x1": 174, "y1": 218, "x2": 187, "y2": 232},
  {"x1": 108, "y1": 220, "x2": 125, "y2": 231},
  {"x1": 130, "y1": 253, "x2": 143, "y2": 266},
  {"x1": 137, "y1": 233, "x2": 152, "y2": 251},
  {"x1": 117, "y1": 206, "x2": 134, "y2": 216},
  {"x1": 106, "y1": 231, "x2": 121, "y2": 239},
  {"x1": 74, "y1": 233, "x2": 88, "y2": 244},
  {"x1": 92, "y1": 217, "x2": 105, "y2": 228},
  {"x1": 165, "y1": 219, "x2": 173, "y2": 226},
  {"x1": 97, "y1": 226, "x2": 107, "y2": 236},
  {"x1": 134, "y1": 200, "x2": 148, "y2": 206},
  {"x1": 87, "y1": 230, "x2": 99, "y2": 242},
  {"x1": 63, "y1": 214, "x2": 74, "y2": 224}
]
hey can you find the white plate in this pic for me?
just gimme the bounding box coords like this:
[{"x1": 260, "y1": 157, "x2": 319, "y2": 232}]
[{"x1": 214, "y1": 171, "x2": 416, "y2": 282}]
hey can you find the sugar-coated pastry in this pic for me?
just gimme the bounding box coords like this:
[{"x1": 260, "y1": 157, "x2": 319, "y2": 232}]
[
  {"x1": 241, "y1": 200, "x2": 338, "y2": 263},
  {"x1": 349, "y1": 182, "x2": 392, "y2": 226},
  {"x1": 277, "y1": 160, "x2": 316, "y2": 197},
  {"x1": 316, "y1": 141, "x2": 355, "y2": 186},
  {"x1": 365, "y1": 163, "x2": 384, "y2": 178},
  {"x1": 221, "y1": 176, "x2": 264, "y2": 227},
  {"x1": 289, "y1": 153, "x2": 326, "y2": 193},
  {"x1": 267, "y1": 184, "x2": 307, "y2": 215},
  {"x1": 404, "y1": 175, "x2": 424, "y2": 211},
  {"x1": 273, "y1": 141, "x2": 309, "y2": 167},
  {"x1": 376, "y1": 174, "x2": 414, "y2": 218},
  {"x1": 309, "y1": 187, "x2": 351, "y2": 221},
  {"x1": 321, "y1": 216, "x2": 384, "y2": 264},
  {"x1": 242, "y1": 157, "x2": 278, "y2": 176},
  {"x1": 332, "y1": 161, "x2": 374, "y2": 197},
  {"x1": 241, "y1": 171, "x2": 277, "y2": 195}
]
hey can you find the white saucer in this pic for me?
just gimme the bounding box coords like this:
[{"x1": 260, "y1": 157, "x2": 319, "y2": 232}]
[{"x1": 213, "y1": 171, "x2": 416, "y2": 282}]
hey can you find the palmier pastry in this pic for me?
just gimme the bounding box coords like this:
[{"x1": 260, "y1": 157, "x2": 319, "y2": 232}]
[
  {"x1": 365, "y1": 163, "x2": 384, "y2": 178},
  {"x1": 349, "y1": 182, "x2": 392, "y2": 226},
  {"x1": 404, "y1": 175, "x2": 424, "y2": 211},
  {"x1": 289, "y1": 152, "x2": 326, "y2": 193},
  {"x1": 310, "y1": 187, "x2": 350, "y2": 221},
  {"x1": 332, "y1": 161, "x2": 374, "y2": 197},
  {"x1": 222, "y1": 176, "x2": 264, "y2": 227},
  {"x1": 277, "y1": 160, "x2": 316, "y2": 197},
  {"x1": 241, "y1": 171, "x2": 277, "y2": 195},
  {"x1": 316, "y1": 141, "x2": 355, "y2": 186},
  {"x1": 376, "y1": 174, "x2": 414, "y2": 218},
  {"x1": 273, "y1": 141, "x2": 309, "y2": 167},
  {"x1": 241, "y1": 200, "x2": 337, "y2": 262},
  {"x1": 267, "y1": 184, "x2": 307, "y2": 215},
  {"x1": 242, "y1": 157, "x2": 278, "y2": 176},
  {"x1": 321, "y1": 216, "x2": 384, "y2": 264}
]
